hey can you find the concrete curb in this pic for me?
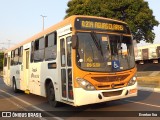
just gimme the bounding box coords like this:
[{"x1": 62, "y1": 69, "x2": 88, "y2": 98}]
[{"x1": 138, "y1": 86, "x2": 160, "y2": 93}]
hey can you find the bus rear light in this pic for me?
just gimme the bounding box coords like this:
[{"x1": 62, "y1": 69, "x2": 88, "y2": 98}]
[{"x1": 76, "y1": 77, "x2": 96, "y2": 90}]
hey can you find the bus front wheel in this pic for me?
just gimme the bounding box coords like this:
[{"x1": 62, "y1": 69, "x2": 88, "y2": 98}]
[{"x1": 47, "y1": 82, "x2": 60, "y2": 107}]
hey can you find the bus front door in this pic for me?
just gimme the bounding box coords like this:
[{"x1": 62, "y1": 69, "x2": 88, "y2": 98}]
[
  {"x1": 60, "y1": 35, "x2": 74, "y2": 102},
  {"x1": 23, "y1": 49, "x2": 30, "y2": 91},
  {"x1": 6, "y1": 56, "x2": 11, "y2": 86}
]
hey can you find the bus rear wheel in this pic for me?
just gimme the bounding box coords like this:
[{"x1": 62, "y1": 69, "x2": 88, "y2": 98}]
[
  {"x1": 47, "y1": 82, "x2": 60, "y2": 107},
  {"x1": 12, "y1": 78, "x2": 19, "y2": 93}
]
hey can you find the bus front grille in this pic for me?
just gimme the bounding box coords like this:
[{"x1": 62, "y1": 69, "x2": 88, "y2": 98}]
[
  {"x1": 102, "y1": 90, "x2": 123, "y2": 97},
  {"x1": 97, "y1": 83, "x2": 125, "y2": 90},
  {"x1": 92, "y1": 74, "x2": 129, "y2": 82}
]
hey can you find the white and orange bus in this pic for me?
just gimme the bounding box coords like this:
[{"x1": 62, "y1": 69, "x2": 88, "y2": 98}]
[{"x1": 3, "y1": 15, "x2": 137, "y2": 107}]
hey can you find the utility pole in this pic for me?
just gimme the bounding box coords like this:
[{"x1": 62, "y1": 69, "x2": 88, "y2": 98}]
[
  {"x1": 40, "y1": 15, "x2": 47, "y2": 31},
  {"x1": 8, "y1": 40, "x2": 11, "y2": 48},
  {"x1": 0, "y1": 40, "x2": 14, "y2": 49}
]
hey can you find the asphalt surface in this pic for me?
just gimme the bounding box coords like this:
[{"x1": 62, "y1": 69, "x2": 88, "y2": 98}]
[
  {"x1": 0, "y1": 77, "x2": 160, "y2": 120},
  {"x1": 137, "y1": 62, "x2": 160, "y2": 71}
]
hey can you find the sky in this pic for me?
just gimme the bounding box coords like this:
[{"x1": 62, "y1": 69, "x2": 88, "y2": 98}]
[{"x1": 0, "y1": 0, "x2": 159, "y2": 49}]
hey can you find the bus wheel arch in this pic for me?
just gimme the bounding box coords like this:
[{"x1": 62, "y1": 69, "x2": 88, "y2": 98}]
[{"x1": 45, "y1": 79, "x2": 61, "y2": 107}]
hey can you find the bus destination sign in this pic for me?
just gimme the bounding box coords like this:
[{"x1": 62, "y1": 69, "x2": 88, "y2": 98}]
[{"x1": 75, "y1": 17, "x2": 130, "y2": 34}]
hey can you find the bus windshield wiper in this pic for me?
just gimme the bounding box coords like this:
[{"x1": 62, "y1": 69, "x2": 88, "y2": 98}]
[{"x1": 90, "y1": 32, "x2": 103, "y2": 55}]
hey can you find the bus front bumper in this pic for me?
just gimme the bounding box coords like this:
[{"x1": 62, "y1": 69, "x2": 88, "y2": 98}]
[{"x1": 74, "y1": 82, "x2": 137, "y2": 106}]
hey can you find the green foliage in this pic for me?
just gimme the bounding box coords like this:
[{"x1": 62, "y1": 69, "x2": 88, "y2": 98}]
[
  {"x1": 0, "y1": 52, "x2": 4, "y2": 70},
  {"x1": 65, "y1": 0, "x2": 159, "y2": 43}
]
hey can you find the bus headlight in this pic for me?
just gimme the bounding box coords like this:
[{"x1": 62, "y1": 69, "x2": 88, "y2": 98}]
[
  {"x1": 76, "y1": 78, "x2": 96, "y2": 90},
  {"x1": 128, "y1": 76, "x2": 137, "y2": 86}
]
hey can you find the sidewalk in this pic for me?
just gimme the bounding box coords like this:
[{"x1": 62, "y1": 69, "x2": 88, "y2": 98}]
[{"x1": 138, "y1": 86, "x2": 160, "y2": 93}]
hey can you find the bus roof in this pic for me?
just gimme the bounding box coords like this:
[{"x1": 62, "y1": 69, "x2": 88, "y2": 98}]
[{"x1": 5, "y1": 15, "x2": 127, "y2": 53}]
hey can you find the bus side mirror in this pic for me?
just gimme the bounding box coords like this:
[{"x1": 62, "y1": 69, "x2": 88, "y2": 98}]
[{"x1": 71, "y1": 35, "x2": 78, "y2": 49}]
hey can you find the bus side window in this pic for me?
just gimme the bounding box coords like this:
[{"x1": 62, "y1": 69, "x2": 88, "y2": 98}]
[
  {"x1": 34, "y1": 39, "x2": 40, "y2": 62},
  {"x1": 34, "y1": 37, "x2": 44, "y2": 62},
  {"x1": 45, "y1": 32, "x2": 57, "y2": 61},
  {"x1": 14, "y1": 48, "x2": 19, "y2": 65},
  {"x1": 11, "y1": 50, "x2": 15, "y2": 66},
  {"x1": 31, "y1": 41, "x2": 34, "y2": 62},
  {"x1": 19, "y1": 46, "x2": 23, "y2": 64},
  {"x1": 39, "y1": 37, "x2": 45, "y2": 61}
]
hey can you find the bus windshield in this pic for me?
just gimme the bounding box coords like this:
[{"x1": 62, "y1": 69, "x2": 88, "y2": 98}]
[{"x1": 76, "y1": 32, "x2": 135, "y2": 72}]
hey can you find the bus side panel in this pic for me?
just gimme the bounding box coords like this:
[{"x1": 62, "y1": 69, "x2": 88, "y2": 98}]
[
  {"x1": 142, "y1": 48, "x2": 149, "y2": 60},
  {"x1": 157, "y1": 46, "x2": 160, "y2": 58},
  {"x1": 10, "y1": 65, "x2": 21, "y2": 89},
  {"x1": 28, "y1": 62, "x2": 60, "y2": 99},
  {"x1": 28, "y1": 62, "x2": 41, "y2": 95},
  {"x1": 149, "y1": 47, "x2": 157, "y2": 59},
  {"x1": 4, "y1": 53, "x2": 11, "y2": 86},
  {"x1": 40, "y1": 61, "x2": 60, "y2": 99},
  {"x1": 135, "y1": 49, "x2": 142, "y2": 61}
]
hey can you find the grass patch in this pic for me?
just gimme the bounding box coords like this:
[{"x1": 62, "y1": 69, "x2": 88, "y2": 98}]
[{"x1": 137, "y1": 76, "x2": 160, "y2": 88}]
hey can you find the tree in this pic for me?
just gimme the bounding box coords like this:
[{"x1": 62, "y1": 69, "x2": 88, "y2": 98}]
[
  {"x1": 0, "y1": 52, "x2": 4, "y2": 70},
  {"x1": 65, "y1": 0, "x2": 159, "y2": 43}
]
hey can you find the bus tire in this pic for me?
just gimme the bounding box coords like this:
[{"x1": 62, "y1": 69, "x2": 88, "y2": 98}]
[
  {"x1": 47, "y1": 82, "x2": 60, "y2": 107},
  {"x1": 12, "y1": 78, "x2": 18, "y2": 93}
]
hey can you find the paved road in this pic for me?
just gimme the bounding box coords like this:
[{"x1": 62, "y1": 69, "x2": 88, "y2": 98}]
[
  {"x1": 137, "y1": 62, "x2": 160, "y2": 71},
  {"x1": 0, "y1": 77, "x2": 160, "y2": 120}
]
